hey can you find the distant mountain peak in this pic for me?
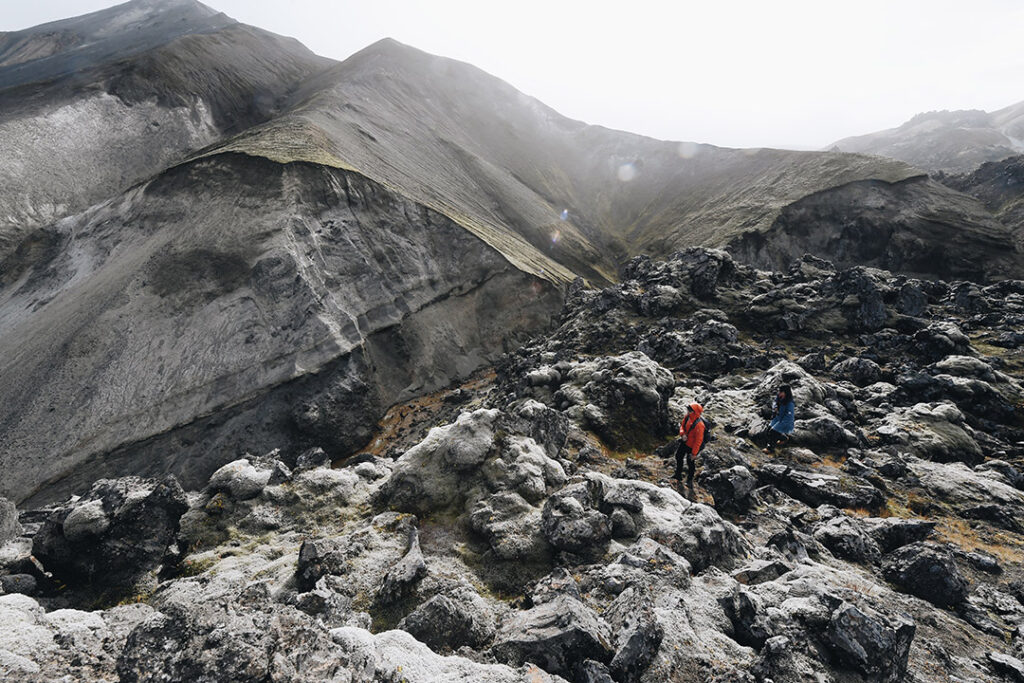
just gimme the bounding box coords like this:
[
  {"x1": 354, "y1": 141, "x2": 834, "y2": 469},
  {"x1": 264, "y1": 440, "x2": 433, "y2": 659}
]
[
  {"x1": 0, "y1": 0, "x2": 234, "y2": 89},
  {"x1": 832, "y1": 100, "x2": 1024, "y2": 173}
]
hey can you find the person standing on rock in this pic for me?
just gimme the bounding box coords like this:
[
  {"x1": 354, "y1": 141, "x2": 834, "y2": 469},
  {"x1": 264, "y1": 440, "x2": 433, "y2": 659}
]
[
  {"x1": 673, "y1": 403, "x2": 706, "y2": 488},
  {"x1": 760, "y1": 384, "x2": 795, "y2": 452}
]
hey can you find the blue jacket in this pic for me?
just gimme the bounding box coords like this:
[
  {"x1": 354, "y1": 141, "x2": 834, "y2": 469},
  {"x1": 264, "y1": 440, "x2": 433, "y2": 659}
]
[{"x1": 769, "y1": 398, "x2": 795, "y2": 434}]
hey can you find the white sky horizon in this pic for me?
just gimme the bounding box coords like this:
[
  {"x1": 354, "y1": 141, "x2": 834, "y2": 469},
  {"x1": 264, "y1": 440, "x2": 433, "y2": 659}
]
[{"x1": 5, "y1": 0, "x2": 1024, "y2": 149}]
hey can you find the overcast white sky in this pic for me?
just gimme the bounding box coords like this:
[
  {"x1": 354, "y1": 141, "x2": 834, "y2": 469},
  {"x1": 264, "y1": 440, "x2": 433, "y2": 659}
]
[{"x1": 6, "y1": 0, "x2": 1024, "y2": 148}]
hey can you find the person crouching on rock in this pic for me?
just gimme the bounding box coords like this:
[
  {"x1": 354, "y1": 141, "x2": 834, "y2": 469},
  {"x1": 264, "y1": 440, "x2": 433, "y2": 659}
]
[
  {"x1": 673, "y1": 402, "x2": 706, "y2": 488},
  {"x1": 760, "y1": 384, "x2": 794, "y2": 453}
]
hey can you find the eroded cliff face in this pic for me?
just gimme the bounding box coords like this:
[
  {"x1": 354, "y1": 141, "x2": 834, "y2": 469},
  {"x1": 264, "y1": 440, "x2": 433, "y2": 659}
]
[
  {"x1": 729, "y1": 176, "x2": 1023, "y2": 281},
  {"x1": 0, "y1": 4, "x2": 331, "y2": 262},
  {"x1": 1, "y1": 154, "x2": 561, "y2": 504}
]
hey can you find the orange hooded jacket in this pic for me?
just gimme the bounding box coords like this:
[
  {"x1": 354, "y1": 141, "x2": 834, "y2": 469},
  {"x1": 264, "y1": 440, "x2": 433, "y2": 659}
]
[{"x1": 680, "y1": 403, "x2": 705, "y2": 456}]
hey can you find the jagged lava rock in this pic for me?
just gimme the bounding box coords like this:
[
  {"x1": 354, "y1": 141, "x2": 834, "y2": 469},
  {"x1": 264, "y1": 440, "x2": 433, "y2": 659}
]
[{"x1": 32, "y1": 476, "x2": 187, "y2": 591}]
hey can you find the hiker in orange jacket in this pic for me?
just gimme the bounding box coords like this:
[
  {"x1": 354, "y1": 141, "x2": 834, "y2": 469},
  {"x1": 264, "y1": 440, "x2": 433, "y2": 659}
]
[{"x1": 672, "y1": 403, "x2": 705, "y2": 486}]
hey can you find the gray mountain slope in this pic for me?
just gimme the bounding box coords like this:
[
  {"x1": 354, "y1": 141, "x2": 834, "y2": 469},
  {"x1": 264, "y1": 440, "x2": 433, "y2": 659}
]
[
  {"x1": 832, "y1": 101, "x2": 1024, "y2": 173},
  {"x1": 941, "y1": 154, "x2": 1024, "y2": 241},
  {"x1": 0, "y1": 0, "x2": 331, "y2": 262},
  {"x1": 2, "y1": 2, "x2": 1023, "y2": 503},
  {"x1": 2, "y1": 153, "x2": 560, "y2": 504},
  {"x1": 208, "y1": 38, "x2": 1022, "y2": 281}
]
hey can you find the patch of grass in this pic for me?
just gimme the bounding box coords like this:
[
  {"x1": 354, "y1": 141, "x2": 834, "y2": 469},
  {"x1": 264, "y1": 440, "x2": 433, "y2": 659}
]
[
  {"x1": 935, "y1": 518, "x2": 1024, "y2": 565},
  {"x1": 970, "y1": 337, "x2": 1024, "y2": 374},
  {"x1": 880, "y1": 498, "x2": 918, "y2": 519},
  {"x1": 808, "y1": 453, "x2": 847, "y2": 469},
  {"x1": 174, "y1": 556, "x2": 217, "y2": 578},
  {"x1": 906, "y1": 490, "x2": 936, "y2": 516},
  {"x1": 114, "y1": 587, "x2": 155, "y2": 608}
]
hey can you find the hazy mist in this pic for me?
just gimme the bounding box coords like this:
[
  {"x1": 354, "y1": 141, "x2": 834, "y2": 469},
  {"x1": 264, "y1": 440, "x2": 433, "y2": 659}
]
[{"x1": 7, "y1": 0, "x2": 1024, "y2": 149}]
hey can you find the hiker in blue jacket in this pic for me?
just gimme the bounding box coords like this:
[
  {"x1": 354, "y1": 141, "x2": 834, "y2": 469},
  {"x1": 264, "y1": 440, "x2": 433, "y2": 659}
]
[{"x1": 761, "y1": 384, "x2": 795, "y2": 452}]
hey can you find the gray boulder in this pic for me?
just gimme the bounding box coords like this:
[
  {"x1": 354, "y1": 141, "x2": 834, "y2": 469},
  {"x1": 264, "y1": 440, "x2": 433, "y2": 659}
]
[
  {"x1": 732, "y1": 559, "x2": 792, "y2": 585},
  {"x1": 704, "y1": 465, "x2": 756, "y2": 512},
  {"x1": 1, "y1": 593, "x2": 154, "y2": 680},
  {"x1": 556, "y1": 352, "x2": 676, "y2": 450},
  {"x1": 330, "y1": 626, "x2": 567, "y2": 682},
  {"x1": 468, "y1": 492, "x2": 550, "y2": 562},
  {"x1": 913, "y1": 321, "x2": 971, "y2": 361},
  {"x1": 988, "y1": 652, "x2": 1024, "y2": 682},
  {"x1": 491, "y1": 595, "x2": 614, "y2": 679},
  {"x1": 757, "y1": 463, "x2": 884, "y2": 510},
  {"x1": 860, "y1": 517, "x2": 936, "y2": 552},
  {"x1": 399, "y1": 591, "x2": 496, "y2": 651},
  {"x1": 207, "y1": 458, "x2": 272, "y2": 500},
  {"x1": 576, "y1": 659, "x2": 616, "y2": 682},
  {"x1": 882, "y1": 543, "x2": 969, "y2": 607},
  {"x1": 531, "y1": 568, "x2": 583, "y2": 605},
  {"x1": 909, "y1": 459, "x2": 1024, "y2": 530},
  {"x1": 603, "y1": 586, "x2": 664, "y2": 683},
  {"x1": 0, "y1": 573, "x2": 37, "y2": 596},
  {"x1": 826, "y1": 602, "x2": 915, "y2": 682},
  {"x1": 32, "y1": 476, "x2": 187, "y2": 591},
  {"x1": 832, "y1": 357, "x2": 883, "y2": 387},
  {"x1": 719, "y1": 584, "x2": 771, "y2": 649},
  {"x1": 813, "y1": 515, "x2": 882, "y2": 564},
  {"x1": 118, "y1": 600, "x2": 344, "y2": 682},
  {"x1": 541, "y1": 481, "x2": 612, "y2": 557},
  {"x1": 380, "y1": 409, "x2": 566, "y2": 515},
  {"x1": 376, "y1": 525, "x2": 427, "y2": 605},
  {"x1": 872, "y1": 402, "x2": 983, "y2": 465}
]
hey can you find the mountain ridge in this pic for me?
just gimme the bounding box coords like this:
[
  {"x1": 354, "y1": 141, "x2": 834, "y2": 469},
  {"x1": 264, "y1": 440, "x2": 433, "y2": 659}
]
[
  {"x1": 1, "y1": 1, "x2": 1022, "y2": 504},
  {"x1": 832, "y1": 100, "x2": 1024, "y2": 173}
]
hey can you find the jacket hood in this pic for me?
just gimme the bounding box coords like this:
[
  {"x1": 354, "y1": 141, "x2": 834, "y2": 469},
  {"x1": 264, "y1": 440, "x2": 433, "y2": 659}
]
[{"x1": 688, "y1": 403, "x2": 704, "y2": 418}]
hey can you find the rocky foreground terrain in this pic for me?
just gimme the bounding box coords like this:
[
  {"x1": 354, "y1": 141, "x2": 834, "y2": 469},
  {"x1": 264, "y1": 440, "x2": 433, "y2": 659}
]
[{"x1": 3, "y1": 248, "x2": 1024, "y2": 682}]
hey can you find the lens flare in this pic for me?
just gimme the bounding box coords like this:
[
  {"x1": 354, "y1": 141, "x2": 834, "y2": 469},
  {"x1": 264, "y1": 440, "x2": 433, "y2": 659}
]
[
  {"x1": 560, "y1": 209, "x2": 569, "y2": 221},
  {"x1": 617, "y1": 163, "x2": 637, "y2": 182},
  {"x1": 551, "y1": 229, "x2": 561, "y2": 245},
  {"x1": 677, "y1": 141, "x2": 700, "y2": 159}
]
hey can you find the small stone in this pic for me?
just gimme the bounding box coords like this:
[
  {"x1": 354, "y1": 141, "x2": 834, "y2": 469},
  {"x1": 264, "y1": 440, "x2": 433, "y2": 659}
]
[
  {"x1": 61, "y1": 499, "x2": 110, "y2": 541},
  {"x1": 0, "y1": 574, "x2": 37, "y2": 595},
  {"x1": 0, "y1": 497, "x2": 22, "y2": 546},
  {"x1": 207, "y1": 459, "x2": 271, "y2": 500}
]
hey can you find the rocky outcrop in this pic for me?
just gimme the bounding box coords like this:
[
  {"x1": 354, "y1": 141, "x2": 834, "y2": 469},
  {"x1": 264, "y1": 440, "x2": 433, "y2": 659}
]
[
  {"x1": 398, "y1": 591, "x2": 496, "y2": 652},
  {"x1": 0, "y1": 593, "x2": 154, "y2": 681},
  {"x1": 826, "y1": 602, "x2": 915, "y2": 682},
  {"x1": 730, "y1": 176, "x2": 1023, "y2": 281},
  {"x1": 1, "y1": 156, "x2": 563, "y2": 506},
  {"x1": 32, "y1": 476, "x2": 187, "y2": 594}
]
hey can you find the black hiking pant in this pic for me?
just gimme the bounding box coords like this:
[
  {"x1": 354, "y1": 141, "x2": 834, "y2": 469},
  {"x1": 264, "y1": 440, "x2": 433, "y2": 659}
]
[
  {"x1": 672, "y1": 440, "x2": 696, "y2": 485},
  {"x1": 758, "y1": 426, "x2": 789, "y2": 451}
]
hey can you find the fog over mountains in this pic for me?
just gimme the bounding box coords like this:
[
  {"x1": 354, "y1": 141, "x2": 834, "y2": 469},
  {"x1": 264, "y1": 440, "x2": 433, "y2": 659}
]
[
  {"x1": 832, "y1": 102, "x2": 1024, "y2": 174},
  {"x1": 2, "y1": 2, "x2": 1024, "y2": 682}
]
